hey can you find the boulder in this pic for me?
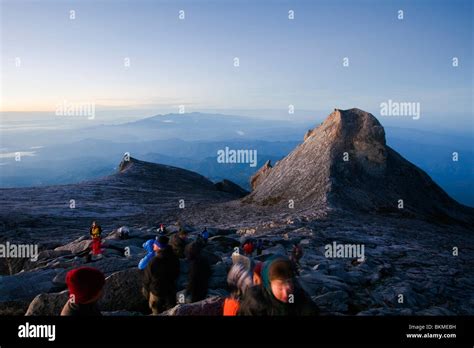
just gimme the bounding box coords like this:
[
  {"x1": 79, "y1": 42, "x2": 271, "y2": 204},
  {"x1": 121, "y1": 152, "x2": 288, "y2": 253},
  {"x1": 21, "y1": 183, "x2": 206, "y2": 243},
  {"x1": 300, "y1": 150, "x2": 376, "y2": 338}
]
[
  {"x1": 52, "y1": 256, "x2": 140, "y2": 287},
  {"x1": 25, "y1": 290, "x2": 69, "y2": 316},
  {"x1": 298, "y1": 271, "x2": 350, "y2": 296},
  {"x1": 125, "y1": 245, "x2": 146, "y2": 258},
  {"x1": 101, "y1": 238, "x2": 145, "y2": 251},
  {"x1": 99, "y1": 268, "x2": 149, "y2": 313},
  {"x1": 312, "y1": 290, "x2": 350, "y2": 313},
  {"x1": 104, "y1": 229, "x2": 124, "y2": 240},
  {"x1": 208, "y1": 262, "x2": 228, "y2": 289},
  {"x1": 54, "y1": 237, "x2": 91, "y2": 254},
  {"x1": 0, "y1": 269, "x2": 61, "y2": 303},
  {"x1": 0, "y1": 300, "x2": 30, "y2": 316},
  {"x1": 370, "y1": 284, "x2": 424, "y2": 309},
  {"x1": 36, "y1": 249, "x2": 73, "y2": 262},
  {"x1": 207, "y1": 236, "x2": 240, "y2": 252},
  {"x1": 159, "y1": 296, "x2": 224, "y2": 316},
  {"x1": 262, "y1": 244, "x2": 287, "y2": 257}
]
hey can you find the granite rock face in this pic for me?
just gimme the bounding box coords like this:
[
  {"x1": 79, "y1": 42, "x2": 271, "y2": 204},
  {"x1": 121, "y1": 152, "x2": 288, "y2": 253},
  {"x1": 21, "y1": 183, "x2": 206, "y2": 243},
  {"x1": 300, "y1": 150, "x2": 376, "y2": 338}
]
[{"x1": 243, "y1": 108, "x2": 474, "y2": 226}]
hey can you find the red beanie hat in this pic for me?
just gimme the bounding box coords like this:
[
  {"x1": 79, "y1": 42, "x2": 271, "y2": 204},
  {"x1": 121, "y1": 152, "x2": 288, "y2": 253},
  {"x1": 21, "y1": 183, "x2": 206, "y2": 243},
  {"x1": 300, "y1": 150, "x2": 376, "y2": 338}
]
[{"x1": 66, "y1": 267, "x2": 105, "y2": 304}]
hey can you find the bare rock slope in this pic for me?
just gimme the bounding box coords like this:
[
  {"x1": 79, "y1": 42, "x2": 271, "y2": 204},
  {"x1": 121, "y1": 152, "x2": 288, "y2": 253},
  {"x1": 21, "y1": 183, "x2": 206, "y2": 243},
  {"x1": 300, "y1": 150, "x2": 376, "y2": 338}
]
[{"x1": 244, "y1": 108, "x2": 474, "y2": 225}]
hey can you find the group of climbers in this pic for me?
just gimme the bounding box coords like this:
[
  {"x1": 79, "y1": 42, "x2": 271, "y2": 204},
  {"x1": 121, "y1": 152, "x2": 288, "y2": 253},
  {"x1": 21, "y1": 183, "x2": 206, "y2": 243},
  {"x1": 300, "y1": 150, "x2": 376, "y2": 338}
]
[
  {"x1": 138, "y1": 225, "x2": 212, "y2": 313},
  {"x1": 61, "y1": 222, "x2": 316, "y2": 316},
  {"x1": 241, "y1": 238, "x2": 265, "y2": 257}
]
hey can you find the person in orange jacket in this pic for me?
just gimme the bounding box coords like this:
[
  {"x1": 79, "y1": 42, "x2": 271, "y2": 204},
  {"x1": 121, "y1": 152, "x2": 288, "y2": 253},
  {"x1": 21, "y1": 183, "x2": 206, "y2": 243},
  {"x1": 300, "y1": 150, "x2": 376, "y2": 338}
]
[
  {"x1": 223, "y1": 262, "x2": 252, "y2": 316},
  {"x1": 223, "y1": 256, "x2": 264, "y2": 316}
]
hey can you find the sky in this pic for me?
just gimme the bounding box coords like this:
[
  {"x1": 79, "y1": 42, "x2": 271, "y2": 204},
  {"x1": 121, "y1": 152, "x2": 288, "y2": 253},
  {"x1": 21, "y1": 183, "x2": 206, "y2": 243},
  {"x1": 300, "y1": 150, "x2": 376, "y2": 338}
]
[{"x1": 0, "y1": 0, "x2": 472, "y2": 129}]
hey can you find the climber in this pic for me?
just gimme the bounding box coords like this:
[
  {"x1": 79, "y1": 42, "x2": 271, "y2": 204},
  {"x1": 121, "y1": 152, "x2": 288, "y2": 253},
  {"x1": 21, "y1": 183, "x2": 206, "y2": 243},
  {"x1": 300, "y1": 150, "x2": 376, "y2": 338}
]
[
  {"x1": 223, "y1": 255, "x2": 264, "y2": 315},
  {"x1": 157, "y1": 224, "x2": 167, "y2": 235},
  {"x1": 61, "y1": 266, "x2": 105, "y2": 316},
  {"x1": 256, "y1": 239, "x2": 264, "y2": 256},
  {"x1": 142, "y1": 235, "x2": 180, "y2": 314},
  {"x1": 170, "y1": 229, "x2": 188, "y2": 258},
  {"x1": 242, "y1": 239, "x2": 254, "y2": 256},
  {"x1": 185, "y1": 241, "x2": 212, "y2": 303},
  {"x1": 223, "y1": 258, "x2": 253, "y2": 316},
  {"x1": 89, "y1": 221, "x2": 103, "y2": 257},
  {"x1": 199, "y1": 227, "x2": 209, "y2": 243},
  {"x1": 238, "y1": 256, "x2": 319, "y2": 316}
]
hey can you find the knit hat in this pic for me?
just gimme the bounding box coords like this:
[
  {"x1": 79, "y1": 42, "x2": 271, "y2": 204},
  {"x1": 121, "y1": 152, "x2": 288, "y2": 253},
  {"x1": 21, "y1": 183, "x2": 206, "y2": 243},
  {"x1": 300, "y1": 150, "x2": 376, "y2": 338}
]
[
  {"x1": 154, "y1": 235, "x2": 169, "y2": 249},
  {"x1": 227, "y1": 263, "x2": 253, "y2": 294},
  {"x1": 231, "y1": 253, "x2": 254, "y2": 272},
  {"x1": 65, "y1": 267, "x2": 105, "y2": 304}
]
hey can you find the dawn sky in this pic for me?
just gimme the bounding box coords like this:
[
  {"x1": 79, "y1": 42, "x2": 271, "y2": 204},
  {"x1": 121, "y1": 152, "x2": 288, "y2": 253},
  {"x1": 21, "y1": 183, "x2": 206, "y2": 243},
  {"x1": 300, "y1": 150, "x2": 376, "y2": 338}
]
[{"x1": 0, "y1": 0, "x2": 472, "y2": 127}]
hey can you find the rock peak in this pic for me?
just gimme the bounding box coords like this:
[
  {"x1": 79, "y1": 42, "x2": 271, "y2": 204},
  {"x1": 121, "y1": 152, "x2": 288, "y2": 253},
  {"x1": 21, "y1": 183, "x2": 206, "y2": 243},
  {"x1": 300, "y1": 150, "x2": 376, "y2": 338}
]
[
  {"x1": 243, "y1": 108, "x2": 473, "y2": 225},
  {"x1": 118, "y1": 155, "x2": 140, "y2": 173}
]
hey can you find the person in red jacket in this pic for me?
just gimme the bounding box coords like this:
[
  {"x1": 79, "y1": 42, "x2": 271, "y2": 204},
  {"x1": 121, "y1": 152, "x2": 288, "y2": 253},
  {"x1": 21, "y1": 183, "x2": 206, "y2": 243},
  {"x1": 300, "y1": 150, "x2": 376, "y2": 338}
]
[{"x1": 242, "y1": 240, "x2": 254, "y2": 256}]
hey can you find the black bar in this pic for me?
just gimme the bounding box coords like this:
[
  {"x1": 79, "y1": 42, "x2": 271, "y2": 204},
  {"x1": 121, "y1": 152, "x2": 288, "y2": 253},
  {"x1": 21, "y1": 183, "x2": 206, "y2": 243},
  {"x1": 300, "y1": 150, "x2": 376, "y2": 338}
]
[{"x1": 0, "y1": 316, "x2": 472, "y2": 346}]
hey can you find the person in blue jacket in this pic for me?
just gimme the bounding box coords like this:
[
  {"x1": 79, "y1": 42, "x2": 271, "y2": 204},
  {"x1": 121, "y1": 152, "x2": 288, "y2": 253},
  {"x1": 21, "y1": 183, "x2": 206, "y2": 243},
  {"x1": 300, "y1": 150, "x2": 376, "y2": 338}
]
[
  {"x1": 200, "y1": 227, "x2": 209, "y2": 243},
  {"x1": 138, "y1": 237, "x2": 164, "y2": 270}
]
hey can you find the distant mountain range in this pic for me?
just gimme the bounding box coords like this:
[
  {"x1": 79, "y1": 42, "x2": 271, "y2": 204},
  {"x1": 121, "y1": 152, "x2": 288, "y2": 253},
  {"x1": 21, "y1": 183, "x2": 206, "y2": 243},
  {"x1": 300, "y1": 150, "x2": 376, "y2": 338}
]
[{"x1": 0, "y1": 112, "x2": 472, "y2": 206}]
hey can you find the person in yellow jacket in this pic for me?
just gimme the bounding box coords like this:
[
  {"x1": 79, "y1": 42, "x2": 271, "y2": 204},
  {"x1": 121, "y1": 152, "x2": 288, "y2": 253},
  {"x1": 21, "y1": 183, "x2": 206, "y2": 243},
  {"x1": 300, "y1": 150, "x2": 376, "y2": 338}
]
[{"x1": 89, "y1": 221, "x2": 102, "y2": 256}]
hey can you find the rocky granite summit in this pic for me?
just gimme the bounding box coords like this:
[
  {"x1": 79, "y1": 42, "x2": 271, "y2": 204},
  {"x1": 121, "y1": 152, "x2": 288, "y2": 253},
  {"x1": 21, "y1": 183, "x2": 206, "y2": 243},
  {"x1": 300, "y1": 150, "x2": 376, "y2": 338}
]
[{"x1": 244, "y1": 108, "x2": 473, "y2": 226}]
